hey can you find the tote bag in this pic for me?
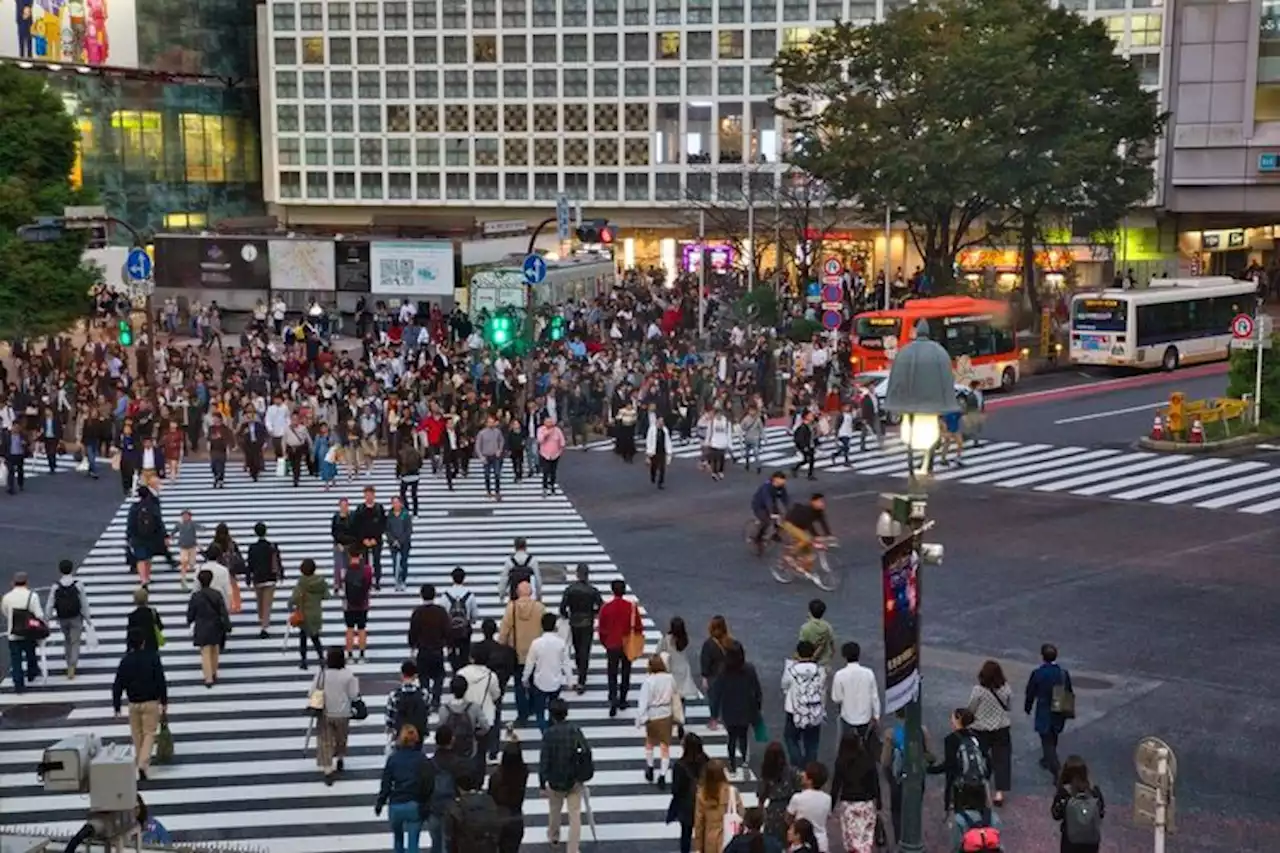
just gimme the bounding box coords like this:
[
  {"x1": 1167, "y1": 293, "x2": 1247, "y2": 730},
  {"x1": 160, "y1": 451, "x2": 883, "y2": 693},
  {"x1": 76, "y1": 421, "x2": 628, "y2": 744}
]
[
  {"x1": 721, "y1": 787, "x2": 743, "y2": 850},
  {"x1": 307, "y1": 669, "x2": 326, "y2": 718},
  {"x1": 622, "y1": 602, "x2": 646, "y2": 662}
]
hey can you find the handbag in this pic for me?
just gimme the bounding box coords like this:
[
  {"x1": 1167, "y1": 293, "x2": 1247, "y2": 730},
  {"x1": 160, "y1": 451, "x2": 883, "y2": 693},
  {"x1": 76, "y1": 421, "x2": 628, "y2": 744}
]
[
  {"x1": 228, "y1": 581, "x2": 242, "y2": 614},
  {"x1": 672, "y1": 692, "x2": 685, "y2": 725},
  {"x1": 13, "y1": 592, "x2": 50, "y2": 641},
  {"x1": 752, "y1": 717, "x2": 769, "y2": 743},
  {"x1": 152, "y1": 610, "x2": 166, "y2": 648},
  {"x1": 721, "y1": 787, "x2": 743, "y2": 848},
  {"x1": 307, "y1": 669, "x2": 326, "y2": 718},
  {"x1": 351, "y1": 696, "x2": 369, "y2": 721},
  {"x1": 155, "y1": 713, "x2": 175, "y2": 764},
  {"x1": 622, "y1": 602, "x2": 646, "y2": 662},
  {"x1": 110, "y1": 451, "x2": 121, "y2": 471},
  {"x1": 289, "y1": 609, "x2": 303, "y2": 628},
  {"x1": 275, "y1": 457, "x2": 287, "y2": 478}
]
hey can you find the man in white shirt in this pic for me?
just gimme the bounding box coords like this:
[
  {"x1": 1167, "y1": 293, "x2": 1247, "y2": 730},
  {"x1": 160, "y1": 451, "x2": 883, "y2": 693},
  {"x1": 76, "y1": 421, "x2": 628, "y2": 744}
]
[
  {"x1": 2, "y1": 572, "x2": 45, "y2": 692},
  {"x1": 830, "y1": 641, "x2": 881, "y2": 744},
  {"x1": 522, "y1": 612, "x2": 571, "y2": 733},
  {"x1": 264, "y1": 395, "x2": 291, "y2": 460}
]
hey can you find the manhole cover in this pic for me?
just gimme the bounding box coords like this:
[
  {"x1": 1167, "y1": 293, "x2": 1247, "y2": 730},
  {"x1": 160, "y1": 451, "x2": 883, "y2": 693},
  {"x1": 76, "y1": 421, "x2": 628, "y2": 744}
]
[
  {"x1": 1072, "y1": 675, "x2": 1113, "y2": 690},
  {"x1": 446, "y1": 508, "x2": 494, "y2": 518},
  {"x1": 1, "y1": 702, "x2": 75, "y2": 728}
]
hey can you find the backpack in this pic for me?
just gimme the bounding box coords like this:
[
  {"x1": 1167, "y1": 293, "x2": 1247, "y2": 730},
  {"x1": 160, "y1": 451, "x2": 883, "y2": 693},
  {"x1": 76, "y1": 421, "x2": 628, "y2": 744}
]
[
  {"x1": 889, "y1": 726, "x2": 907, "y2": 782},
  {"x1": 507, "y1": 554, "x2": 533, "y2": 599},
  {"x1": 401, "y1": 447, "x2": 422, "y2": 474},
  {"x1": 441, "y1": 703, "x2": 478, "y2": 758},
  {"x1": 444, "y1": 592, "x2": 472, "y2": 642},
  {"x1": 571, "y1": 727, "x2": 595, "y2": 785},
  {"x1": 448, "y1": 791, "x2": 503, "y2": 853},
  {"x1": 955, "y1": 734, "x2": 989, "y2": 788},
  {"x1": 135, "y1": 503, "x2": 161, "y2": 539},
  {"x1": 1063, "y1": 791, "x2": 1103, "y2": 845},
  {"x1": 53, "y1": 584, "x2": 82, "y2": 620},
  {"x1": 393, "y1": 687, "x2": 430, "y2": 739},
  {"x1": 344, "y1": 563, "x2": 370, "y2": 603},
  {"x1": 958, "y1": 811, "x2": 1002, "y2": 852},
  {"x1": 788, "y1": 664, "x2": 826, "y2": 729}
]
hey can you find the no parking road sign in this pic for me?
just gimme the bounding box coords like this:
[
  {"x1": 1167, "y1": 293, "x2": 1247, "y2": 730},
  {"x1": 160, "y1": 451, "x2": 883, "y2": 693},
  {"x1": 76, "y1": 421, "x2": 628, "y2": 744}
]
[{"x1": 1232, "y1": 313, "x2": 1255, "y2": 340}]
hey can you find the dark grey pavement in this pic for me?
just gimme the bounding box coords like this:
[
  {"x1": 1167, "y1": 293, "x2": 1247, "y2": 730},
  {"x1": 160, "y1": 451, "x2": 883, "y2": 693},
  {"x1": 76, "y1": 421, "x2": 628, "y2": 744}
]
[
  {"x1": 0, "y1": 467, "x2": 124, "y2": 680},
  {"x1": 560, "y1": 445, "x2": 1280, "y2": 852}
]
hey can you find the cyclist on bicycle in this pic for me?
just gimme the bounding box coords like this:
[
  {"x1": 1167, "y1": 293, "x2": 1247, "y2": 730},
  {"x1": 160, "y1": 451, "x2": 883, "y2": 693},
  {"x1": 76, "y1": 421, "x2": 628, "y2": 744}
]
[
  {"x1": 750, "y1": 471, "x2": 790, "y2": 553},
  {"x1": 781, "y1": 493, "x2": 832, "y2": 572}
]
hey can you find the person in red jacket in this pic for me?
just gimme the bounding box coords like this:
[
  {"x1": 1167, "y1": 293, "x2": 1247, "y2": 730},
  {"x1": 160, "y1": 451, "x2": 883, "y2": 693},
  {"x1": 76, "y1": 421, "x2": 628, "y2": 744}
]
[
  {"x1": 420, "y1": 410, "x2": 446, "y2": 474},
  {"x1": 597, "y1": 580, "x2": 643, "y2": 717}
]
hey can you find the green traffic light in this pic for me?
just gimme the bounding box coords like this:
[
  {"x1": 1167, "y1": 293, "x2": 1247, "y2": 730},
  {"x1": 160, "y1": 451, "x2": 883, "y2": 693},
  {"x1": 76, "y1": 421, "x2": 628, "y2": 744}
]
[{"x1": 118, "y1": 319, "x2": 133, "y2": 346}]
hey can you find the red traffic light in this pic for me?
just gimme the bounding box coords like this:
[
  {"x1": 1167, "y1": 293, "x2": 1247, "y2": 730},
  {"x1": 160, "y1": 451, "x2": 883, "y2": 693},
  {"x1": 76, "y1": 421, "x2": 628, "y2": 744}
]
[{"x1": 599, "y1": 227, "x2": 614, "y2": 244}]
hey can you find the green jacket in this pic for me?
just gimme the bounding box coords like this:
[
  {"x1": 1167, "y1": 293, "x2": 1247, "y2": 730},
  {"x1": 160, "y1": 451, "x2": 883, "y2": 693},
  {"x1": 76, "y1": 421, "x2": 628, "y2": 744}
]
[
  {"x1": 799, "y1": 617, "x2": 835, "y2": 667},
  {"x1": 289, "y1": 572, "x2": 330, "y2": 634}
]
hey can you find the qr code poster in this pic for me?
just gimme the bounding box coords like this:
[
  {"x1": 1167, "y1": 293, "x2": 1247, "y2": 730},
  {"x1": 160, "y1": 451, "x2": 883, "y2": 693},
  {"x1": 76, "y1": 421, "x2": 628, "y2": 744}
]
[{"x1": 370, "y1": 242, "x2": 455, "y2": 296}]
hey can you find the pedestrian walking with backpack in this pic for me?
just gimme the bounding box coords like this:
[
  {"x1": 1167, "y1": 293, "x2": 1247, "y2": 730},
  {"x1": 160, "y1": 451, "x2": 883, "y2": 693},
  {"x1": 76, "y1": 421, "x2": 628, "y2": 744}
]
[
  {"x1": 396, "y1": 440, "x2": 423, "y2": 515},
  {"x1": 1025, "y1": 643, "x2": 1073, "y2": 781},
  {"x1": 458, "y1": 646, "x2": 503, "y2": 761},
  {"x1": 47, "y1": 559, "x2": 91, "y2": 680},
  {"x1": 539, "y1": 697, "x2": 595, "y2": 853},
  {"x1": 559, "y1": 564, "x2": 603, "y2": 693},
  {"x1": 951, "y1": 781, "x2": 1002, "y2": 852},
  {"x1": 126, "y1": 485, "x2": 173, "y2": 587},
  {"x1": 384, "y1": 660, "x2": 431, "y2": 752},
  {"x1": 446, "y1": 769, "x2": 504, "y2": 853},
  {"x1": 880, "y1": 707, "x2": 934, "y2": 843},
  {"x1": 408, "y1": 584, "x2": 450, "y2": 709},
  {"x1": 781, "y1": 640, "x2": 827, "y2": 770},
  {"x1": 928, "y1": 708, "x2": 991, "y2": 817},
  {"x1": 341, "y1": 548, "x2": 374, "y2": 662},
  {"x1": 499, "y1": 538, "x2": 543, "y2": 601},
  {"x1": 1051, "y1": 756, "x2": 1104, "y2": 853},
  {"x1": 439, "y1": 673, "x2": 491, "y2": 784},
  {"x1": 443, "y1": 567, "x2": 479, "y2": 671}
]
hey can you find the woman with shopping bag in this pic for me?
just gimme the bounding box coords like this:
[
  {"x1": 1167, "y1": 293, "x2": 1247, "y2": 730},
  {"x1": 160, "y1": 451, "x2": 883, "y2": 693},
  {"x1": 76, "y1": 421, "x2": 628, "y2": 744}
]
[
  {"x1": 288, "y1": 559, "x2": 329, "y2": 671},
  {"x1": 691, "y1": 759, "x2": 743, "y2": 852}
]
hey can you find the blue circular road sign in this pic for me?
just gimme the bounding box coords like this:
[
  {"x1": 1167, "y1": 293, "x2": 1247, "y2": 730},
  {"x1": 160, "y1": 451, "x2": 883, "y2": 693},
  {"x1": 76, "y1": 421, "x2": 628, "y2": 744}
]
[
  {"x1": 126, "y1": 248, "x2": 152, "y2": 282},
  {"x1": 522, "y1": 253, "x2": 548, "y2": 285},
  {"x1": 822, "y1": 310, "x2": 842, "y2": 331}
]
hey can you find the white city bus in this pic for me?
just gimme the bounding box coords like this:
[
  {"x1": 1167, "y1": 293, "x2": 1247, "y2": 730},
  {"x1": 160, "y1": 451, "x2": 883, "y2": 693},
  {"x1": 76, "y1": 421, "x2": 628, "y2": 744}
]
[{"x1": 1069, "y1": 277, "x2": 1258, "y2": 370}]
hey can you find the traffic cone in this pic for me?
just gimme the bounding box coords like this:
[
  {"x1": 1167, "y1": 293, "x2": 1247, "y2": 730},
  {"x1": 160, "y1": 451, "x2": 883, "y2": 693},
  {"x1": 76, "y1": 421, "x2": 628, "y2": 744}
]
[
  {"x1": 1151, "y1": 414, "x2": 1164, "y2": 441},
  {"x1": 1190, "y1": 418, "x2": 1204, "y2": 444}
]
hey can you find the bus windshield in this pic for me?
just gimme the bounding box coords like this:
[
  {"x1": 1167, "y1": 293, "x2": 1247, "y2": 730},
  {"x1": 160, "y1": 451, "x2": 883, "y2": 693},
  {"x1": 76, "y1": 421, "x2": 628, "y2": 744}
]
[
  {"x1": 1073, "y1": 299, "x2": 1127, "y2": 332},
  {"x1": 854, "y1": 316, "x2": 901, "y2": 348},
  {"x1": 926, "y1": 314, "x2": 1016, "y2": 358}
]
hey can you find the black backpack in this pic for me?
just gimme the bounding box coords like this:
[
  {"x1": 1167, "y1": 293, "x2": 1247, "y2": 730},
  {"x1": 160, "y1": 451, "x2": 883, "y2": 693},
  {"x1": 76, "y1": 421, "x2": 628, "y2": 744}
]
[
  {"x1": 507, "y1": 554, "x2": 533, "y2": 600},
  {"x1": 441, "y1": 703, "x2": 478, "y2": 758},
  {"x1": 444, "y1": 592, "x2": 472, "y2": 642},
  {"x1": 135, "y1": 503, "x2": 161, "y2": 539},
  {"x1": 53, "y1": 584, "x2": 82, "y2": 620},
  {"x1": 393, "y1": 687, "x2": 431, "y2": 739},
  {"x1": 344, "y1": 563, "x2": 370, "y2": 603},
  {"x1": 448, "y1": 791, "x2": 503, "y2": 853}
]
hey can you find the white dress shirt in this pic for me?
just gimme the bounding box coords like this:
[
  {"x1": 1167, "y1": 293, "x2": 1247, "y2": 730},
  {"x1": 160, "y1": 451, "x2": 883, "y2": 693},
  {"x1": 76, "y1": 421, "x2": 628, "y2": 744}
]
[
  {"x1": 830, "y1": 661, "x2": 882, "y2": 726},
  {"x1": 522, "y1": 631, "x2": 571, "y2": 693},
  {"x1": 265, "y1": 403, "x2": 290, "y2": 438}
]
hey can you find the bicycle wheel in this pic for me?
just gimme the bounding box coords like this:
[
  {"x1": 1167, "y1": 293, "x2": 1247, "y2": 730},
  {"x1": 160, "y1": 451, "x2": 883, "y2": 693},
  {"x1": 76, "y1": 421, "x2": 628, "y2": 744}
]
[
  {"x1": 743, "y1": 518, "x2": 762, "y2": 546},
  {"x1": 771, "y1": 553, "x2": 798, "y2": 584},
  {"x1": 809, "y1": 550, "x2": 839, "y2": 591}
]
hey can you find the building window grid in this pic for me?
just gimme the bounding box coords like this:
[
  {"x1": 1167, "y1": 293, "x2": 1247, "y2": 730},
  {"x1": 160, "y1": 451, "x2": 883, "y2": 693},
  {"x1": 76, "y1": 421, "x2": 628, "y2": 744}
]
[
  {"x1": 503, "y1": 0, "x2": 527, "y2": 26},
  {"x1": 327, "y1": 1, "x2": 350, "y2": 29}
]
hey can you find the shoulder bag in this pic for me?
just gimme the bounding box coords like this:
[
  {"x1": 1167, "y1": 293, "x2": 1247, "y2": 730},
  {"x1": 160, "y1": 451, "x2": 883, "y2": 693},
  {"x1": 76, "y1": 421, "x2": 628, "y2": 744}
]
[
  {"x1": 622, "y1": 601, "x2": 646, "y2": 662},
  {"x1": 307, "y1": 669, "x2": 326, "y2": 718},
  {"x1": 1050, "y1": 670, "x2": 1076, "y2": 719}
]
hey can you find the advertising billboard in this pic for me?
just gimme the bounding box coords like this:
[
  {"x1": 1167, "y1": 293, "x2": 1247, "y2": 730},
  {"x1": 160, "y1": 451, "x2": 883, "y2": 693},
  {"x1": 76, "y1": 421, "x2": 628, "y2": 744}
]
[
  {"x1": 270, "y1": 240, "x2": 336, "y2": 291},
  {"x1": 0, "y1": 0, "x2": 138, "y2": 67},
  {"x1": 154, "y1": 236, "x2": 271, "y2": 291},
  {"x1": 335, "y1": 241, "x2": 370, "y2": 292},
  {"x1": 370, "y1": 241, "x2": 454, "y2": 297}
]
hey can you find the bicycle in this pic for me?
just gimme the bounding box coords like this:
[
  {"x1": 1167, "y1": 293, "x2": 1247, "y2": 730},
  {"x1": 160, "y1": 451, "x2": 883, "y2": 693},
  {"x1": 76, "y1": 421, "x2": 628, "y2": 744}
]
[
  {"x1": 744, "y1": 514, "x2": 781, "y2": 557},
  {"x1": 772, "y1": 535, "x2": 840, "y2": 591}
]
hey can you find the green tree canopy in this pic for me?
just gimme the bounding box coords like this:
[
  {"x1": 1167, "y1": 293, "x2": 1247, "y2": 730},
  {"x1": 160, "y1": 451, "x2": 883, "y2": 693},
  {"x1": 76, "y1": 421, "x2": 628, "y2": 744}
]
[
  {"x1": 774, "y1": 0, "x2": 1165, "y2": 293},
  {"x1": 0, "y1": 66, "x2": 99, "y2": 341}
]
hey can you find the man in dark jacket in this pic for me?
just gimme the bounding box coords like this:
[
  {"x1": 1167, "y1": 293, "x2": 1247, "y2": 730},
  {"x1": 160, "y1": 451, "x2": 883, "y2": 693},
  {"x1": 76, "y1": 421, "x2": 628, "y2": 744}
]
[
  {"x1": 126, "y1": 486, "x2": 175, "y2": 586},
  {"x1": 330, "y1": 498, "x2": 358, "y2": 589},
  {"x1": 354, "y1": 486, "x2": 388, "y2": 590},
  {"x1": 207, "y1": 414, "x2": 231, "y2": 488},
  {"x1": 558, "y1": 563, "x2": 602, "y2": 694},
  {"x1": 408, "y1": 584, "x2": 450, "y2": 710},
  {"x1": 791, "y1": 411, "x2": 817, "y2": 481},
  {"x1": 1024, "y1": 642, "x2": 1072, "y2": 779},
  {"x1": 245, "y1": 522, "x2": 282, "y2": 639},
  {"x1": 239, "y1": 410, "x2": 267, "y2": 481},
  {"x1": 111, "y1": 629, "x2": 168, "y2": 781}
]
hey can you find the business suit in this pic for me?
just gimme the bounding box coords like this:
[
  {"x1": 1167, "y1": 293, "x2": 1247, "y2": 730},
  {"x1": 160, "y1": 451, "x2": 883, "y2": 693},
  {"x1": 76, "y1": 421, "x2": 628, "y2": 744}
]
[
  {"x1": 39, "y1": 416, "x2": 62, "y2": 472},
  {"x1": 240, "y1": 419, "x2": 266, "y2": 481}
]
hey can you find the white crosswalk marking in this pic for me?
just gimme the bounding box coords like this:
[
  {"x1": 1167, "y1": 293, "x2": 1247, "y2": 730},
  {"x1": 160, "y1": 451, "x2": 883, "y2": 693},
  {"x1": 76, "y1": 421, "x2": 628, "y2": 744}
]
[
  {"x1": 0, "y1": 462, "x2": 752, "y2": 850},
  {"x1": 592, "y1": 425, "x2": 1280, "y2": 514}
]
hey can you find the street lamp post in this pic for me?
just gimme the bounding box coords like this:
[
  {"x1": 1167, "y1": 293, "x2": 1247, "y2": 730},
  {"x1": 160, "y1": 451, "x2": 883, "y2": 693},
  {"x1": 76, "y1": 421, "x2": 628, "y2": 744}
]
[{"x1": 880, "y1": 318, "x2": 959, "y2": 853}]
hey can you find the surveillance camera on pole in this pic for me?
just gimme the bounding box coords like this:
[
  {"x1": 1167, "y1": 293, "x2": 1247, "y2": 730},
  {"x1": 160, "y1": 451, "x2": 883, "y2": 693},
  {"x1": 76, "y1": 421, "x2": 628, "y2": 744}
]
[{"x1": 38, "y1": 733, "x2": 143, "y2": 851}]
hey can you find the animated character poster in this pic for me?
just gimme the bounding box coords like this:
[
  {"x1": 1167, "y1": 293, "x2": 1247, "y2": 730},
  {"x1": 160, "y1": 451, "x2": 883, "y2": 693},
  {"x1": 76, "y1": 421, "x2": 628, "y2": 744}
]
[{"x1": 3, "y1": 0, "x2": 137, "y2": 67}]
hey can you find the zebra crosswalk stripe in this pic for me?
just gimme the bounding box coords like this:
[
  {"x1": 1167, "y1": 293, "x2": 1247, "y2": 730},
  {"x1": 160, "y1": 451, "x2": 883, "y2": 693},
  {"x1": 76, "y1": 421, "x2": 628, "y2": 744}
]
[{"x1": 0, "y1": 461, "x2": 754, "y2": 850}]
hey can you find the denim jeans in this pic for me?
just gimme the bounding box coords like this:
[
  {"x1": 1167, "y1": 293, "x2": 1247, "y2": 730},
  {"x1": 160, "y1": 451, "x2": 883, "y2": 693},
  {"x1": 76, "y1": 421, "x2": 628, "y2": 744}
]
[
  {"x1": 483, "y1": 456, "x2": 503, "y2": 494},
  {"x1": 426, "y1": 814, "x2": 446, "y2": 853},
  {"x1": 783, "y1": 714, "x2": 821, "y2": 769},
  {"x1": 8, "y1": 638, "x2": 38, "y2": 691},
  {"x1": 530, "y1": 685, "x2": 560, "y2": 733},
  {"x1": 525, "y1": 436, "x2": 540, "y2": 474},
  {"x1": 835, "y1": 435, "x2": 853, "y2": 464},
  {"x1": 742, "y1": 440, "x2": 760, "y2": 471},
  {"x1": 391, "y1": 545, "x2": 411, "y2": 587},
  {"x1": 513, "y1": 676, "x2": 530, "y2": 722},
  {"x1": 388, "y1": 801, "x2": 422, "y2": 853},
  {"x1": 85, "y1": 440, "x2": 99, "y2": 475}
]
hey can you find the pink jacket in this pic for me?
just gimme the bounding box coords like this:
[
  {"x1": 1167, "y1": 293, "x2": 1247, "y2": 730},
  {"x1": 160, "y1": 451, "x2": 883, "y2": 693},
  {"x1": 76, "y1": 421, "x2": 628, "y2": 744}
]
[{"x1": 536, "y1": 425, "x2": 566, "y2": 461}]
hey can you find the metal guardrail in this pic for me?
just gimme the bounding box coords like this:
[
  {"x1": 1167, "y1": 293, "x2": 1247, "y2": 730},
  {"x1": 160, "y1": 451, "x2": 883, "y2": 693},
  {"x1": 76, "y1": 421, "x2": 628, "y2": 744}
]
[{"x1": 1, "y1": 826, "x2": 269, "y2": 853}]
